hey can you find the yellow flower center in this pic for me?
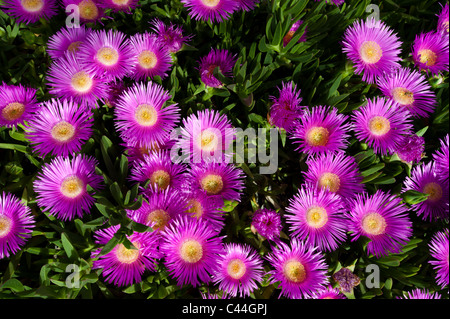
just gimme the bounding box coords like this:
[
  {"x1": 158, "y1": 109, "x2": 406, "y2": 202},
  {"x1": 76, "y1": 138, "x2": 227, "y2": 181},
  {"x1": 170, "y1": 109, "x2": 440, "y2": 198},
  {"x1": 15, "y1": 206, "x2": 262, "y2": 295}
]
[
  {"x1": 149, "y1": 169, "x2": 171, "y2": 189},
  {"x1": 0, "y1": 216, "x2": 12, "y2": 239},
  {"x1": 112, "y1": 0, "x2": 130, "y2": 5},
  {"x1": 227, "y1": 259, "x2": 247, "y2": 280},
  {"x1": 283, "y1": 259, "x2": 307, "y2": 283},
  {"x1": 186, "y1": 199, "x2": 204, "y2": 219},
  {"x1": 180, "y1": 239, "x2": 203, "y2": 264},
  {"x1": 1, "y1": 102, "x2": 25, "y2": 122},
  {"x1": 67, "y1": 41, "x2": 83, "y2": 53},
  {"x1": 197, "y1": 129, "x2": 220, "y2": 152},
  {"x1": 362, "y1": 212, "x2": 387, "y2": 236},
  {"x1": 134, "y1": 104, "x2": 158, "y2": 127},
  {"x1": 51, "y1": 121, "x2": 75, "y2": 142},
  {"x1": 60, "y1": 176, "x2": 85, "y2": 199},
  {"x1": 138, "y1": 50, "x2": 158, "y2": 69},
  {"x1": 200, "y1": 174, "x2": 224, "y2": 195},
  {"x1": 71, "y1": 71, "x2": 93, "y2": 93},
  {"x1": 369, "y1": 116, "x2": 391, "y2": 136},
  {"x1": 318, "y1": 172, "x2": 341, "y2": 193},
  {"x1": 21, "y1": 0, "x2": 44, "y2": 12},
  {"x1": 96, "y1": 47, "x2": 119, "y2": 66},
  {"x1": 418, "y1": 49, "x2": 438, "y2": 66},
  {"x1": 359, "y1": 41, "x2": 383, "y2": 64},
  {"x1": 392, "y1": 87, "x2": 414, "y2": 106},
  {"x1": 306, "y1": 126, "x2": 330, "y2": 147},
  {"x1": 306, "y1": 206, "x2": 328, "y2": 229},
  {"x1": 78, "y1": 0, "x2": 99, "y2": 21},
  {"x1": 423, "y1": 182, "x2": 443, "y2": 202},
  {"x1": 201, "y1": 0, "x2": 220, "y2": 8},
  {"x1": 115, "y1": 242, "x2": 140, "y2": 264},
  {"x1": 146, "y1": 209, "x2": 170, "y2": 231}
]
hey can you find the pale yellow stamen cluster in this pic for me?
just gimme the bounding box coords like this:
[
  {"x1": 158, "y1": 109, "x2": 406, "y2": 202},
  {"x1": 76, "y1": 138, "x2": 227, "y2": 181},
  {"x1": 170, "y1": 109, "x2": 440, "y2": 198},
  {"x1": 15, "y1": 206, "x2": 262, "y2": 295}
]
[
  {"x1": 51, "y1": 121, "x2": 75, "y2": 142},
  {"x1": 319, "y1": 172, "x2": 341, "y2": 193},
  {"x1": 1, "y1": 102, "x2": 25, "y2": 122},
  {"x1": 362, "y1": 212, "x2": 387, "y2": 236},
  {"x1": 360, "y1": 41, "x2": 383, "y2": 64},
  {"x1": 180, "y1": 239, "x2": 203, "y2": 264},
  {"x1": 283, "y1": 259, "x2": 307, "y2": 283},
  {"x1": 201, "y1": 174, "x2": 224, "y2": 195}
]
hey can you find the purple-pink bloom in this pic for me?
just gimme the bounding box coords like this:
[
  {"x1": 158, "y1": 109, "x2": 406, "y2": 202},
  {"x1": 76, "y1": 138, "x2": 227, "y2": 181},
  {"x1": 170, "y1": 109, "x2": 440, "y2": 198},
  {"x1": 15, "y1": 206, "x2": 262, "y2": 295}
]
[
  {"x1": 377, "y1": 67, "x2": 437, "y2": 118},
  {"x1": 412, "y1": 31, "x2": 449, "y2": 76},
  {"x1": 342, "y1": 17, "x2": 402, "y2": 84},
  {"x1": 251, "y1": 208, "x2": 283, "y2": 242},
  {"x1": 432, "y1": 134, "x2": 449, "y2": 182},
  {"x1": 33, "y1": 154, "x2": 103, "y2": 221},
  {"x1": 428, "y1": 230, "x2": 449, "y2": 289},
  {"x1": 352, "y1": 97, "x2": 413, "y2": 155},
  {"x1": 285, "y1": 185, "x2": 348, "y2": 252},
  {"x1": 1, "y1": 0, "x2": 58, "y2": 25},
  {"x1": 0, "y1": 192, "x2": 35, "y2": 259},
  {"x1": 268, "y1": 81, "x2": 306, "y2": 133},
  {"x1": 403, "y1": 162, "x2": 449, "y2": 221},
  {"x1": 437, "y1": 3, "x2": 449, "y2": 35},
  {"x1": 347, "y1": 190, "x2": 413, "y2": 258},
  {"x1": 180, "y1": 0, "x2": 239, "y2": 23},
  {"x1": 62, "y1": 0, "x2": 106, "y2": 24},
  {"x1": 290, "y1": 105, "x2": 351, "y2": 156},
  {"x1": 283, "y1": 20, "x2": 307, "y2": 47},
  {"x1": 398, "y1": 288, "x2": 442, "y2": 299},
  {"x1": 91, "y1": 225, "x2": 162, "y2": 287},
  {"x1": 26, "y1": 98, "x2": 93, "y2": 158},
  {"x1": 160, "y1": 215, "x2": 224, "y2": 287},
  {"x1": 198, "y1": 48, "x2": 237, "y2": 88},
  {"x1": 47, "y1": 25, "x2": 93, "y2": 60},
  {"x1": 0, "y1": 83, "x2": 38, "y2": 128},
  {"x1": 266, "y1": 238, "x2": 329, "y2": 299},
  {"x1": 150, "y1": 18, "x2": 193, "y2": 53},
  {"x1": 212, "y1": 243, "x2": 264, "y2": 297},
  {"x1": 393, "y1": 133, "x2": 425, "y2": 163}
]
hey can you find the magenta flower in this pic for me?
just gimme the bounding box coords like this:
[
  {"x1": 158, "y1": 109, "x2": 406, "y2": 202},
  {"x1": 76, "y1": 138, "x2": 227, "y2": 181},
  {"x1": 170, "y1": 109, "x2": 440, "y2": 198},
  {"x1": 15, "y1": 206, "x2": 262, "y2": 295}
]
[
  {"x1": 114, "y1": 81, "x2": 180, "y2": 147},
  {"x1": 179, "y1": 109, "x2": 235, "y2": 163},
  {"x1": 47, "y1": 52, "x2": 109, "y2": 108},
  {"x1": 393, "y1": 133, "x2": 425, "y2": 163},
  {"x1": 128, "y1": 33, "x2": 173, "y2": 81},
  {"x1": 308, "y1": 286, "x2": 346, "y2": 299},
  {"x1": 33, "y1": 154, "x2": 103, "y2": 221},
  {"x1": 347, "y1": 190, "x2": 413, "y2": 258},
  {"x1": 303, "y1": 152, "x2": 364, "y2": 204},
  {"x1": 91, "y1": 225, "x2": 162, "y2": 287},
  {"x1": 268, "y1": 81, "x2": 306, "y2": 133},
  {"x1": 150, "y1": 18, "x2": 193, "y2": 53},
  {"x1": 180, "y1": 0, "x2": 239, "y2": 23},
  {"x1": 212, "y1": 243, "x2": 264, "y2": 297},
  {"x1": 160, "y1": 215, "x2": 224, "y2": 287},
  {"x1": 1, "y1": 0, "x2": 58, "y2": 25},
  {"x1": 122, "y1": 137, "x2": 176, "y2": 166},
  {"x1": 62, "y1": 0, "x2": 106, "y2": 24},
  {"x1": 283, "y1": 20, "x2": 307, "y2": 47},
  {"x1": 188, "y1": 161, "x2": 245, "y2": 203},
  {"x1": 412, "y1": 31, "x2": 449, "y2": 76},
  {"x1": 0, "y1": 192, "x2": 35, "y2": 259},
  {"x1": 352, "y1": 97, "x2": 413, "y2": 155},
  {"x1": 398, "y1": 288, "x2": 442, "y2": 299},
  {"x1": 403, "y1": 162, "x2": 449, "y2": 221},
  {"x1": 78, "y1": 29, "x2": 134, "y2": 82},
  {"x1": 47, "y1": 25, "x2": 93, "y2": 60},
  {"x1": 98, "y1": 0, "x2": 140, "y2": 12},
  {"x1": 198, "y1": 48, "x2": 237, "y2": 88},
  {"x1": 180, "y1": 186, "x2": 225, "y2": 232},
  {"x1": 291, "y1": 105, "x2": 351, "y2": 156},
  {"x1": 437, "y1": 3, "x2": 449, "y2": 35},
  {"x1": 129, "y1": 150, "x2": 187, "y2": 191},
  {"x1": 0, "y1": 83, "x2": 38, "y2": 128},
  {"x1": 251, "y1": 208, "x2": 283, "y2": 242},
  {"x1": 342, "y1": 17, "x2": 402, "y2": 84},
  {"x1": 236, "y1": 0, "x2": 259, "y2": 11},
  {"x1": 432, "y1": 134, "x2": 449, "y2": 182},
  {"x1": 266, "y1": 238, "x2": 329, "y2": 299},
  {"x1": 428, "y1": 230, "x2": 449, "y2": 289},
  {"x1": 377, "y1": 67, "x2": 437, "y2": 118},
  {"x1": 127, "y1": 187, "x2": 186, "y2": 232},
  {"x1": 285, "y1": 185, "x2": 348, "y2": 252},
  {"x1": 26, "y1": 98, "x2": 93, "y2": 158}
]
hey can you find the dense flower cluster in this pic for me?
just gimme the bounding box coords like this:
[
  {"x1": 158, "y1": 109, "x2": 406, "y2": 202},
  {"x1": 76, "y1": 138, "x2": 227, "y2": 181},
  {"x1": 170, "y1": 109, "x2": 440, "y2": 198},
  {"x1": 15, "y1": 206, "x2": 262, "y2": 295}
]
[{"x1": 0, "y1": 0, "x2": 448, "y2": 301}]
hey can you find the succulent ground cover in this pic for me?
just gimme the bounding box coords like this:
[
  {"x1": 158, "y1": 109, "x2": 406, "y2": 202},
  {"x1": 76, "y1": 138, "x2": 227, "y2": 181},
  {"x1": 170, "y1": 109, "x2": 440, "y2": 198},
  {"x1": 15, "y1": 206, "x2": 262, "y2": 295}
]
[{"x1": 0, "y1": 0, "x2": 448, "y2": 301}]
